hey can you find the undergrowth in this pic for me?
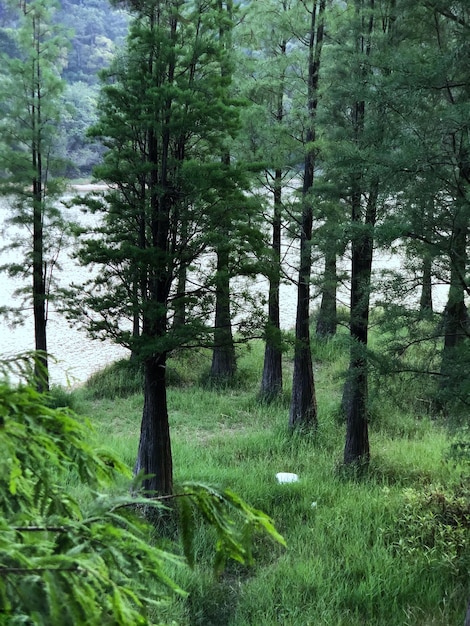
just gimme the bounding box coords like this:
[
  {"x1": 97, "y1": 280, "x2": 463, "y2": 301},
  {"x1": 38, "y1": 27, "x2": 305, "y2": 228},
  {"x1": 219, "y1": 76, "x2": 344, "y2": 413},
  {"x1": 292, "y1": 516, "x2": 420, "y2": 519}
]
[{"x1": 52, "y1": 334, "x2": 469, "y2": 626}]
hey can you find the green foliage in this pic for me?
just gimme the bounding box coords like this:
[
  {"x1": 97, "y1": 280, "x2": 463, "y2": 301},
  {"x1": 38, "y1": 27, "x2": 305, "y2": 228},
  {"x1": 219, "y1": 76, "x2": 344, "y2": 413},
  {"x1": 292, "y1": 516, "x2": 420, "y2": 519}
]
[
  {"x1": 0, "y1": 360, "x2": 285, "y2": 624},
  {"x1": 178, "y1": 483, "x2": 285, "y2": 576},
  {"x1": 0, "y1": 382, "x2": 177, "y2": 625},
  {"x1": 387, "y1": 485, "x2": 470, "y2": 581}
]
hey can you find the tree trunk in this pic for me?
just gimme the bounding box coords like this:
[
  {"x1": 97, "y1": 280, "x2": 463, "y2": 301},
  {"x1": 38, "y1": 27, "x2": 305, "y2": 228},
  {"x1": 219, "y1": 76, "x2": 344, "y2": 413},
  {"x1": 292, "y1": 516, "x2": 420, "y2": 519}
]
[
  {"x1": 419, "y1": 251, "x2": 433, "y2": 315},
  {"x1": 173, "y1": 259, "x2": 187, "y2": 330},
  {"x1": 133, "y1": 6, "x2": 176, "y2": 495},
  {"x1": 343, "y1": 182, "x2": 376, "y2": 466},
  {"x1": 440, "y1": 166, "x2": 468, "y2": 381},
  {"x1": 32, "y1": 26, "x2": 48, "y2": 392},
  {"x1": 135, "y1": 355, "x2": 173, "y2": 496},
  {"x1": 210, "y1": 7, "x2": 236, "y2": 385},
  {"x1": 289, "y1": 0, "x2": 325, "y2": 430},
  {"x1": 342, "y1": 0, "x2": 381, "y2": 468},
  {"x1": 210, "y1": 241, "x2": 236, "y2": 382},
  {"x1": 290, "y1": 159, "x2": 317, "y2": 429},
  {"x1": 316, "y1": 244, "x2": 337, "y2": 338},
  {"x1": 260, "y1": 168, "x2": 283, "y2": 402},
  {"x1": 33, "y1": 193, "x2": 48, "y2": 392}
]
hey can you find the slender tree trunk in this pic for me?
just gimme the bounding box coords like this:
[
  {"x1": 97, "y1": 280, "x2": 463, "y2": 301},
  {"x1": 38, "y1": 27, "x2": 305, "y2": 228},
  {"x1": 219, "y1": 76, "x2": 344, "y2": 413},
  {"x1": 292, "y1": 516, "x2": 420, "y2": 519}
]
[
  {"x1": 173, "y1": 212, "x2": 188, "y2": 330},
  {"x1": 440, "y1": 207, "x2": 468, "y2": 378},
  {"x1": 260, "y1": 168, "x2": 283, "y2": 402},
  {"x1": 289, "y1": 0, "x2": 325, "y2": 429},
  {"x1": 316, "y1": 245, "x2": 337, "y2": 338},
  {"x1": 210, "y1": 2, "x2": 236, "y2": 384},
  {"x1": 210, "y1": 240, "x2": 237, "y2": 382},
  {"x1": 441, "y1": 149, "x2": 469, "y2": 360},
  {"x1": 342, "y1": 0, "x2": 381, "y2": 468},
  {"x1": 419, "y1": 251, "x2": 433, "y2": 315},
  {"x1": 32, "y1": 17, "x2": 48, "y2": 392},
  {"x1": 260, "y1": 39, "x2": 286, "y2": 402},
  {"x1": 173, "y1": 264, "x2": 187, "y2": 329},
  {"x1": 32, "y1": 189, "x2": 48, "y2": 392}
]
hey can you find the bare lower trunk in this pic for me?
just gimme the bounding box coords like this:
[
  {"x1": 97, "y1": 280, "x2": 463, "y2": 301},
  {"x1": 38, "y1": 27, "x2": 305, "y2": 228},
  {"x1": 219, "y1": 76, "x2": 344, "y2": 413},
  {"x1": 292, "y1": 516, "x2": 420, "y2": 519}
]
[
  {"x1": 135, "y1": 355, "x2": 173, "y2": 496},
  {"x1": 440, "y1": 197, "x2": 468, "y2": 386},
  {"x1": 33, "y1": 189, "x2": 48, "y2": 392},
  {"x1": 260, "y1": 169, "x2": 283, "y2": 402},
  {"x1": 343, "y1": 173, "x2": 376, "y2": 467},
  {"x1": 316, "y1": 246, "x2": 337, "y2": 338},
  {"x1": 210, "y1": 244, "x2": 236, "y2": 382},
  {"x1": 419, "y1": 253, "x2": 433, "y2": 314},
  {"x1": 343, "y1": 224, "x2": 373, "y2": 466},
  {"x1": 343, "y1": 361, "x2": 369, "y2": 465}
]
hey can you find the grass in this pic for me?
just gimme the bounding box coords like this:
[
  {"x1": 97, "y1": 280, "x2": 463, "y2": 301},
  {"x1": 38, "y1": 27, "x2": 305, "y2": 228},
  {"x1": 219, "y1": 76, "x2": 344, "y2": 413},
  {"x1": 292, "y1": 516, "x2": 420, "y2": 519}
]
[{"x1": 57, "y1": 336, "x2": 469, "y2": 626}]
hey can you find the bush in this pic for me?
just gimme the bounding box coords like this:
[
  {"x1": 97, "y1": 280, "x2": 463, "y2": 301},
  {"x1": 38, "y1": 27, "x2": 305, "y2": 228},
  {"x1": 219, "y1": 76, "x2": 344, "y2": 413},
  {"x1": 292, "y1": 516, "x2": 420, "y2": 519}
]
[{"x1": 387, "y1": 484, "x2": 470, "y2": 580}]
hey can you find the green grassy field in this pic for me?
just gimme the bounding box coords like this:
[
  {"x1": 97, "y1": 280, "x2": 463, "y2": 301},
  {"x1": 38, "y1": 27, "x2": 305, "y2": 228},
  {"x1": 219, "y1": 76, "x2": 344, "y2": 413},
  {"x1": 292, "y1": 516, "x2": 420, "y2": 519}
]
[{"x1": 63, "y1": 336, "x2": 469, "y2": 626}]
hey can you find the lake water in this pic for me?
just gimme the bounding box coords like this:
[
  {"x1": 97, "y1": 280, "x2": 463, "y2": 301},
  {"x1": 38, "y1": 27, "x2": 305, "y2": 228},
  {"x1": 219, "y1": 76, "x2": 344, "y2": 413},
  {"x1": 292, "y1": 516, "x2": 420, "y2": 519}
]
[
  {"x1": 0, "y1": 192, "x2": 301, "y2": 385},
  {"x1": 0, "y1": 191, "x2": 448, "y2": 386}
]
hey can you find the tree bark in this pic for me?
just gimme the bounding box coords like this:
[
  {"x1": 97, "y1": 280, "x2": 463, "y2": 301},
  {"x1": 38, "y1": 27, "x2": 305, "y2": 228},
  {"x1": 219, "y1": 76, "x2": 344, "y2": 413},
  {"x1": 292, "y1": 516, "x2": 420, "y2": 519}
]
[
  {"x1": 342, "y1": 0, "x2": 380, "y2": 468},
  {"x1": 316, "y1": 244, "x2": 337, "y2": 338},
  {"x1": 210, "y1": 4, "x2": 236, "y2": 384},
  {"x1": 343, "y1": 177, "x2": 377, "y2": 467},
  {"x1": 135, "y1": 355, "x2": 173, "y2": 495},
  {"x1": 260, "y1": 168, "x2": 283, "y2": 402},
  {"x1": 440, "y1": 160, "x2": 469, "y2": 381},
  {"x1": 210, "y1": 240, "x2": 237, "y2": 382},
  {"x1": 32, "y1": 13, "x2": 48, "y2": 392},
  {"x1": 419, "y1": 251, "x2": 433, "y2": 315}
]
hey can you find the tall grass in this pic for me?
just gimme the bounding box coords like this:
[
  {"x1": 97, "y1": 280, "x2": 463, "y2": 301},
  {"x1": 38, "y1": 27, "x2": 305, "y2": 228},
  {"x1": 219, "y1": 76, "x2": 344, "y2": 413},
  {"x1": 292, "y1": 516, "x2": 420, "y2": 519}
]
[{"x1": 59, "y1": 335, "x2": 469, "y2": 626}]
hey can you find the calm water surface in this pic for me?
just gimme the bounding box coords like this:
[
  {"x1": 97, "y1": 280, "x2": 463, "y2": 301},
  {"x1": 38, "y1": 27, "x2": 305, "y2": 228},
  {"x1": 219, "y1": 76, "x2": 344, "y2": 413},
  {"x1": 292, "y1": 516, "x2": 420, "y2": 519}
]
[{"x1": 0, "y1": 192, "x2": 447, "y2": 386}]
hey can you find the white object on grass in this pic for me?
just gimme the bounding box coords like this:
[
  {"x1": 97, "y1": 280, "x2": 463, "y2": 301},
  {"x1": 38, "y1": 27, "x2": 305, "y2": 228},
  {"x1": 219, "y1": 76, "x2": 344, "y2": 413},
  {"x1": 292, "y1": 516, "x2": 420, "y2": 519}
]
[{"x1": 276, "y1": 472, "x2": 299, "y2": 484}]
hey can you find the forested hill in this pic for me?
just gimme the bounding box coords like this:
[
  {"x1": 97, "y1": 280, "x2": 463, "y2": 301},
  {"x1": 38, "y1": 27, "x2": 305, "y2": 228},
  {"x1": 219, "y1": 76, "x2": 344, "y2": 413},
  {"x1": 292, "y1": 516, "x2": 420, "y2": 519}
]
[
  {"x1": 0, "y1": 0, "x2": 128, "y2": 84},
  {"x1": 58, "y1": 0, "x2": 128, "y2": 84},
  {"x1": 0, "y1": 0, "x2": 129, "y2": 176}
]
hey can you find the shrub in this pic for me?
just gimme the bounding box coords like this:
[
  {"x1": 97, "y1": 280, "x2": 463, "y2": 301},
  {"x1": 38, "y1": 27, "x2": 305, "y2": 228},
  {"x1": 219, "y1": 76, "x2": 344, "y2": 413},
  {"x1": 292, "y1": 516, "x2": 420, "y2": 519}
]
[{"x1": 387, "y1": 485, "x2": 470, "y2": 580}]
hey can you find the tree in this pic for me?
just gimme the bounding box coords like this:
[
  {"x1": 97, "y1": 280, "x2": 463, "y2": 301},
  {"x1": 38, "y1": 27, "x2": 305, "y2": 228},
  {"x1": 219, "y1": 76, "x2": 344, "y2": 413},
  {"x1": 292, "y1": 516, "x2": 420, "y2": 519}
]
[
  {"x1": 0, "y1": 0, "x2": 68, "y2": 392},
  {"x1": 289, "y1": 0, "x2": 326, "y2": 430},
  {"x1": 368, "y1": 0, "x2": 470, "y2": 412},
  {"x1": 236, "y1": 0, "x2": 302, "y2": 402},
  {"x1": 209, "y1": 0, "x2": 237, "y2": 385},
  {"x1": 68, "y1": 0, "x2": 258, "y2": 495},
  {"x1": 318, "y1": 0, "x2": 403, "y2": 465}
]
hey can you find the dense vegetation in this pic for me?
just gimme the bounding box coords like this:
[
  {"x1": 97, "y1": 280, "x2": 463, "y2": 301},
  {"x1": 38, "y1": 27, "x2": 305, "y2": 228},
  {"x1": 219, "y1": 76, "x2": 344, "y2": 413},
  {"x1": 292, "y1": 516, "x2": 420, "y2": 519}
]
[
  {"x1": 0, "y1": 355, "x2": 285, "y2": 624},
  {"x1": 0, "y1": 0, "x2": 469, "y2": 622},
  {"x1": 53, "y1": 335, "x2": 469, "y2": 625}
]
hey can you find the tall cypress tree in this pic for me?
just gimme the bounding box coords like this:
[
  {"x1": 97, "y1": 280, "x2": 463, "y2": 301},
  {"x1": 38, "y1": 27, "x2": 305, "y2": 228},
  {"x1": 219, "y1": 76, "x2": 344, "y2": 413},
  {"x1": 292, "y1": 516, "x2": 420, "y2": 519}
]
[
  {"x1": 236, "y1": 0, "x2": 301, "y2": 402},
  {"x1": 70, "y1": 0, "x2": 256, "y2": 495},
  {"x1": 0, "y1": 0, "x2": 67, "y2": 391},
  {"x1": 319, "y1": 0, "x2": 401, "y2": 465},
  {"x1": 289, "y1": 0, "x2": 326, "y2": 430}
]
